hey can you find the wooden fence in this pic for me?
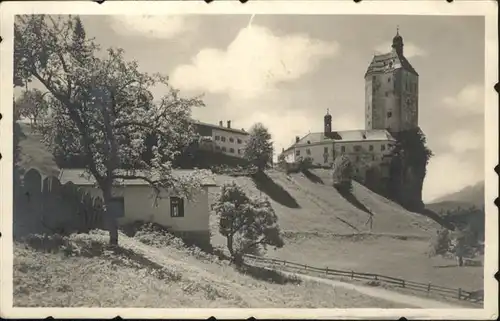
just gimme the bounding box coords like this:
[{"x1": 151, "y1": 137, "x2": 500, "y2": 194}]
[{"x1": 244, "y1": 254, "x2": 483, "y2": 304}]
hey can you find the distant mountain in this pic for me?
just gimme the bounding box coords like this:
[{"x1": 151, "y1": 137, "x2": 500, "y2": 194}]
[{"x1": 426, "y1": 181, "x2": 485, "y2": 214}]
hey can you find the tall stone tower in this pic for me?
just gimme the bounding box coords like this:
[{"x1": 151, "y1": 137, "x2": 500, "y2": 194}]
[{"x1": 364, "y1": 29, "x2": 419, "y2": 133}]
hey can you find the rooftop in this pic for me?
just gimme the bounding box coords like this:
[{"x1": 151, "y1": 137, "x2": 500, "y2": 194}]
[
  {"x1": 58, "y1": 169, "x2": 217, "y2": 187},
  {"x1": 365, "y1": 50, "x2": 418, "y2": 77},
  {"x1": 192, "y1": 120, "x2": 249, "y2": 135},
  {"x1": 284, "y1": 129, "x2": 395, "y2": 153}
]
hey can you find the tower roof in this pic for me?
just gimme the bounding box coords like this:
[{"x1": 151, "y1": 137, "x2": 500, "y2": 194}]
[{"x1": 365, "y1": 29, "x2": 418, "y2": 77}]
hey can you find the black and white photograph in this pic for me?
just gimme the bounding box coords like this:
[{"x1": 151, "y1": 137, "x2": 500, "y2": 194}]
[{"x1": 0, "y1": 0, "x2": 498, "y2": 319}]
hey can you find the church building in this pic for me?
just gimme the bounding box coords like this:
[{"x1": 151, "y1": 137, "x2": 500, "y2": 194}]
[{"x1": 280, "y1": 30, "x2": 419, "y2": 182}]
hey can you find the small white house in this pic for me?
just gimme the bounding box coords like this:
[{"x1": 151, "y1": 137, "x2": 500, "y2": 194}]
[{"x1": 58, "y1": 168, "x2": 217, "y2": 247}]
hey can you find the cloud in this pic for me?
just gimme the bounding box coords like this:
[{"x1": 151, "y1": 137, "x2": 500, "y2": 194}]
[
  {"x1": 170, "y1": 24, "x2": 339, "y2": 100},
  {"x1": 443, "y1": 84, "x2": 484, "y2": 116},
  {"x1": 109, "y1": 15, "x2": 195, "y2": 39},
  {"x1": 444, "y1": 129, "x2": 484, "y2": 154},
  {"x1": 374, "y1": 42, "x2": 427, "y2": 58},
  {"x1": 423, "y1": 153, "x2": 484, "y2": 202}
]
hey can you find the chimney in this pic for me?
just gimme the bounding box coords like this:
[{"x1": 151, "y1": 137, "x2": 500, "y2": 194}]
[
  {"x1": 219, "y1": 121, "x2": 223, "y2": 127},
  {"x1": 282, "y1": 148, "x2": 285, "y2": 152},
  {"x1": 227, "y1": 120, "x2": 231, "y2": 128},
  {"x1": 295, "y1": 136, "x2": 300, "y2": 143}
]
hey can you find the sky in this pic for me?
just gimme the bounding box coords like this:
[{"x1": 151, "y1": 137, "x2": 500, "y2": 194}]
[{"x1": 18, "y1": 14, "x2": 486, "y2": 203}]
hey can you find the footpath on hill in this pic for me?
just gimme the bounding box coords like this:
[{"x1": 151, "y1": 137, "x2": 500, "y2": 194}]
[{"x1": 272, "y1": 269, "x2": 468, "y2": 309}]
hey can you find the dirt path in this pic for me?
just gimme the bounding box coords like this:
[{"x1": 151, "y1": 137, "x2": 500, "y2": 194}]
[{"x1": 276, "y1": 269, "x2": 468, "y2": 309}]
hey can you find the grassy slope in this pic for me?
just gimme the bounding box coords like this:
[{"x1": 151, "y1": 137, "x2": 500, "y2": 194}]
[
  {"x1": 13, "y1": 232, "x2": 408, "y2": 308},
  {"x1": 209, "y1": 170, "x2": 483, "y2": 291}
]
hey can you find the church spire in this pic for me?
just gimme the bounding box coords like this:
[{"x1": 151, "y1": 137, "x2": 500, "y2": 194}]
[{"x1": 324, "y1": 108, "x2": 332, "y2": 134}]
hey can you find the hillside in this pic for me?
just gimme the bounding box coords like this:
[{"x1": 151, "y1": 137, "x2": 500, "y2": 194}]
[
  {"x1": 15, "y1": 123, "x2": 484, "y2": 295},
  {"x1": 427, "y1": 181, "x2": 485, "y2": 213},
  {"x1": 14, "y1": 230, "x2": 408, "y2": 308}
]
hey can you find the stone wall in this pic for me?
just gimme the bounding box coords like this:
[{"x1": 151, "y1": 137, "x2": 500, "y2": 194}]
[{"x1": 14, "y1": 168, "x2": 105, "y2": 239}]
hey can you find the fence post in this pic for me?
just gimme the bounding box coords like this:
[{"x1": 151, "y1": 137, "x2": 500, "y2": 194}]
[
  {"x1": 351, "y1": 271, "x2": 354, "y2": 280},
  {"x1": 374, "y1": 275, "x2": 378, "y2": 281},
  {"x1": 325, "y1": 267, "x2": 329, "y2": 275},
  {"x1": 283, "y1": 260, "x2": 286, "y2": 266},
  {"x1": 402, "y1": 280, "x2": 405, "y2": 288},
  {"x1": 458, "y1": 288, "x2": 462, "y2": 300},
  {"x1": 427, "y1": 283, "x2": 431, "y2": 294},
  {"x1": 305, "y1": 264, "x2": 308, "y2": 271}
]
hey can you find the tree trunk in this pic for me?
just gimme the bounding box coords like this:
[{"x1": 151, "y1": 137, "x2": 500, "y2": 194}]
[
  {"x1": 102, "y1": 184, "x2": 119, "y2": 246},
  {"x1": 227, "y1": 234, "x2": 234, "y2": 257},
  {"x1": 457, "y1": 255, "x2": 464, "y2": 267}
]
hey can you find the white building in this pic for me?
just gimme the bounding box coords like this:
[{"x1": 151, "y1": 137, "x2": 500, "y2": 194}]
[
  {"x1": 192, "y1": 120, "x2": 249, "y2": 159},
  {"x1": 58, "y1": 168, "x2": 217, "y2": 247}
]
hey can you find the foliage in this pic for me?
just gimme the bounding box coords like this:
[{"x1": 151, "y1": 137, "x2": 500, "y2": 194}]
[
  {"x1": 14, "y1": 88, "x2": 50, "y2": 126},
  {"x1": 331, "y1": 155, "x2": 353, "y2": 193},
  {"x1": 388, "y1": 128, "x2": 433, "y2": 208},
  {"x1": 429, "y1": 227, "x2": 452, "y2": 257},
  {"x1": 244, "y1": 123, "x2": 274, "y2": 172},
  {"x1": 14, "y1": 15, "x2": 206, "y2": 244},
  {"x1": 212, "y1": 182, "x2": 284, "y2": 264}
]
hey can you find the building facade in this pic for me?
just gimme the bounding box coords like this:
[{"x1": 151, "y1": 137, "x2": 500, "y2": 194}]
[
  {"x1": 280, "y1": 31, "x2": 418, "y2": 182},
  {"x1": 58, "y1": 169, "x2": 216, "y2": 247},
  {"x1": 193, "y1": 120, "x2": 249, "y2": 159},
  {"x1": 365, "y1": 29, "x2": 419, "y2": 132}
]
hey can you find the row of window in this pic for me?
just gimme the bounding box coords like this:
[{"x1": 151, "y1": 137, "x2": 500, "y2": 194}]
[
  {"x1": 295, "y1": 144, "x2": 386, "y2": 157},
  {"x1": 215, "y1": 135, "x2": 243, "y2": 144},
  {"x1": 215, "y1": 145, "x2": 243, "y2": 154}
]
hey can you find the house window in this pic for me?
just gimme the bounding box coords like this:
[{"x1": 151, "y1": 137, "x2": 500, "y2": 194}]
[
  {"x1": 385, "y1": 91, "x2": 389, "y2": 97},
  {"x1": 215, "y1": 136, "x2": 220, "y2": 141},
  {"x1": 354, "y1": 145, "x2": 362, "y2": 152},
  {"x1": 296, "y1": 150, "x2": 301, "y2": 156},
  {"x1": 381, "y1": 144, "x2": 386, "y2": 151},
  {"x1": 341, "y1": 146, "x2": 346, "y2": 153},
  {"x1": 372, "y1": 75, "x2": 376, "y2": 81},
  {"x1": 170, "y1": 197, "x2": 184, "y2": 218},
  {"x1": 237, "y1": 138, "x2": 242, "y2": 144},
  {"x1": 306, "y1": 149, "x2": 311, "y2": 155},
  {"x1": 221, "y1": 136, "x2": 226, "y2": 142},
  {"x1": 222, "y1": 147, "x2": 227, "y2": 152},
  {"x1": 215, "y1": 146, "x2": 221, "y2": 150},
  {"x1": 229, "y1": 137, "x2": 234, "y2": 143},
  {"x1": 229, "y1": 148, "x2": 235, "y2": 153},
  {"x1": 387, "y1": 111, "x2": 392, "y2": 118},
  {"x1": 369, "y1": 145, "x2": 374, "y2": 151},
  {"x1": 307, "y1": 140, "x2": 311, "y2": 144},
  {"x1": 324, "y1": 147, "x2": 328, "y2": 153},
  {"x1": 388, "y1": 77, "x2": 391, "y2": 82}
]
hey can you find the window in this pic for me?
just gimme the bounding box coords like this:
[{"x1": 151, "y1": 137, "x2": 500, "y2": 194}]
[
  {"x1": 387, "y1": 111, "x2": 392, "y2": 118},
  {"x1": 354, "y1": 145, "x2": 362, "y2": 152},
  {"x1": 324, "y1": 147, "x2": 328, "y2": 153},
  {"x1": 229, "y1": 148, "x2": 235, "y2": 153},
  {"x1": 237, "y1": 138, "x2": 242, "y2": 144},
  {"x1": 372, "y1": 75, "x2": 376, "y2": 81},
  {"x1": 295, "y1": 150, "x2": 301, "y2": 156},
  {"x1": 369, "y1": 145, "x2": 374, "y2": 151},
  {"x1": 306, "y1": 149, "x2": 311, "y2": 155},
  {"x1": 341, "y1": 146, "x2": 346, "y2": 153},
  {"x1": 222, "y1": 147, "x2": 227, "y2": 152},
  {"x1": 388, "y1": 77, "x2": 391, "y2": 83},
  {"x1": 215, "y1": 136, "x2": 220, "y2": 141},
  {"x1": 356, "y1": 156, "x2": 360, "y2": 162},
  {"x1": 221, "y1": 136, "x2": 226, "y2": 142},
  {"x1": 307, "y1": 140, "x2": 311, "y2": 144},
  {"x1": 229, "y1": 137, "x2": 234, "y2": 143},
  {"x1": 170, "y1": 197, "x2": 184, "y2": 218},
  {"x1": 385, "y1": 91, "x2": 389, "y2": 97},
  {"x1": 381, "y1": 144, "x2": 386, "y2": 151},
  {"x1": 215, "y1": 146, "x2": 221, "y2": 150},
  {"x1": 372, "y1": 155, "x2": 376, "y2": 161},
  {"x1": 238, "y1": 149, "x2": 242, "y2": 154}
]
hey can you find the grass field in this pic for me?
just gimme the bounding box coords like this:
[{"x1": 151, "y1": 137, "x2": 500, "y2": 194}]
[
  {"x1": 15, "y1": 122, "x2": 484, "y2": 304},
  {"x1": 13, "y1": 231, "x2": 410, "y2": 308}
]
